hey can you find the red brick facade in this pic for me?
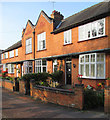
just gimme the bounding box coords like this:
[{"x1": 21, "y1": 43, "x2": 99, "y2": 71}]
[{"x1": 1, "y1": 3, "x2": 110, "y2": 88}]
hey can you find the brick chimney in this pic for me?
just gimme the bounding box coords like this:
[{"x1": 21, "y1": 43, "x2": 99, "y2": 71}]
[{"x1": 51, "y1": 10, "x2": 64, "y2": 30}]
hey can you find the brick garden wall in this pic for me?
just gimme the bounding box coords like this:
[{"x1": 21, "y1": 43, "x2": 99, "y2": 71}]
[
  {"x1": 19, "y1": 80, "x2": 25, "y2": 94},
  {"x1": 30, "y1": 81, "x2": 84, "y2": 110},
  {"x1": 2, "y1": 80, "x2": 13, "y2": 91},
  {"x1": 104, "y1": 87, "x2": 110, "y2": 114}
]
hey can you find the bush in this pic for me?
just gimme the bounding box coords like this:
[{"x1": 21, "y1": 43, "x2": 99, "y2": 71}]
[
  {"x1": 84, "y1": 89, "x2": 104, "y2": 109},
  {"x1": 50, "y1": 70, "x2": 63, "y2": 83},
  {"x1": 22, "y1": 72, "x2": 50, "y2": 84}
]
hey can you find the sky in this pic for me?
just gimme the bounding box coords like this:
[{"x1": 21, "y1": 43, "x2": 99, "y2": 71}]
[{"x1": 0, "y1": 1, "x2": 103, "y2": 50}]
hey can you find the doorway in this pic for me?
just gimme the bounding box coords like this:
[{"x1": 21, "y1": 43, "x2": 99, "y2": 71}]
[{"x1": 65, "y1": 58, "x2": 72, "y2": 85}]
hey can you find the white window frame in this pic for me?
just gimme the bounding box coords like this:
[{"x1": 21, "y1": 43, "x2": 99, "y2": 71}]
[
  {"x1": 4, "y1": 52, "x2": 8, "y2": 59},
  {"x1": 9, "y1": 50, "x2": 14, "y2": 58},
  {"x1": 79, "y1": 18, "x2": 105, "y2": 41},
  {"x1": 1, "y1": 54, "x2": 3, "y2": 59},
  {"x1": 8, "y1": 64, "x2": 14, "y2": 74},
  {"x1": 37, "y1": 32, "x2": 46, "y2": 51},
  {"x1": 79, "y1": 53, "x2": 105, "y2": 79},
  {"x1": 15, "y1": 49, "x2": 18, "y2": 56},
  {"x1": 35, "y1": 59, "x2": 47, "y2": 73},
  {"x1": 53, "y1": 59, "x2": 57, "y2": 72},
  {"x1": 64, "y1": 29, "x2": 72, "y2": 45},
  {"x1": 23, "y1": 61, "x2": 33, "y2": 74},
  {"x1": 26, "y1": 38, "x2": 32, "y2": 54}
]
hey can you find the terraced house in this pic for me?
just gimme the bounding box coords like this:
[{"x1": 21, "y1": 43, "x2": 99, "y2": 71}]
[{"x1": 1, "y1": 1, "x2": 110, "y2": 87}]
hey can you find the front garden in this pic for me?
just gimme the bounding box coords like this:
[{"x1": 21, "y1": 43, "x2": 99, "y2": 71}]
[{"x1": 1, "y1": 69, "x2": 106, "y2": 110}]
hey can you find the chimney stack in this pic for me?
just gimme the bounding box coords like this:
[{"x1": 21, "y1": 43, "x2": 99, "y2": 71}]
[{"x1": 51, "y1": 10, "x2": 64, "y2": 30}]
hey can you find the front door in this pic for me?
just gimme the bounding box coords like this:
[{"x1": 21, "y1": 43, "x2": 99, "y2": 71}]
[{"x1": 65, "y1": 59, "x2": 72, "y2": 85}]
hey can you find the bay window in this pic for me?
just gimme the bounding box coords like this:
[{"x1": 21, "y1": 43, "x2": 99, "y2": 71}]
[
  {"x1": 79, "y1": 18, "x2": 105, "y2": 41},
  {"x1": 37, "y1": 32, "x2": 46, "y2": 51},
  {"x1": 35, "y1": 59, "x2": 47, "y2": 73},
  {"x1": 79, "y1": 53, "x2": 105, "y2": 79},
  {"x1": 23, "y1": 61, "x2": 33, "y2": 74},
  {"x1": 26, "y1": 38, "x2": 32, "y2": 54},
  {"x1": 8, "y1": 64, "x2": 14, "y2": 73},
  {"x1": 64, "y1": 29, "x2": 72, "y2": 45}
]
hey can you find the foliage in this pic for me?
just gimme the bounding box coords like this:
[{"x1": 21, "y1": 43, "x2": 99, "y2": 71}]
[
  {"x1": 2, "y1": 70, "x2": 8, "y2": 78},
  {"x1": 22, "y1": 72, "x2": 50, "y2": 84},
  {"x1": 84, "y1": 89, "x2": 104, "y2": 109},
  {"x1": 85, "y1": 85, "x2": 96, "y2": 90},
  {"x1": 77, "y1": 74, "x2": 82, "y2": 82},
  {"x1": 9, "y1": 77, "x2": 14, "y2": 82},
  {"x1": 50, "y1": 70, "x2": 63, "y2": 83}
]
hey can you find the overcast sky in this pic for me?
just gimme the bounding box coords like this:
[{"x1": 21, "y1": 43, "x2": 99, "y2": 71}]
[{"x1": 0, "y1": 1, "x2": 101, "y2": 50}]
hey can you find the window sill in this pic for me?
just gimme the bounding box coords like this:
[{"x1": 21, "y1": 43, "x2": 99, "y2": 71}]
[
  {"x1": 78, "y1": 35, "x2": 107, "y2": 43},
  {"x1": 81, "y1": 77, "x2": 106, "y2": 80},
  {"x1": 9, "y1": 57, "x2": 14, "y2": 59},
  {"x1": 25, "y1": 52, "x2": 32, "y2": 55},
  {"x1": 37, "y1": 49, "x2": 47, "y2": 52},
  {"x1": 15, "y1": 56, "x2": 18, "y2": 57},
  {"x1": 8, "y1": 73, "x2": 14, "y2": 74},
  {"x1": 63, "y1": 43, "x2": 73, "y2": 46}
]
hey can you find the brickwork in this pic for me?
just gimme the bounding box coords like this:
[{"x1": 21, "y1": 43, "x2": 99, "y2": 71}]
[
  {"x1": 2, "y1": 80, "x2": 14, "y2": 91},
  {"x1": 104, "y1": 87, "x2": 110, "y2": 114},
  {"x1": 30, "y1": 81, "x2": 84, "y2": 110},
  {"x1": 19, "y1": 80, "x2": 25, "y2": 94}
]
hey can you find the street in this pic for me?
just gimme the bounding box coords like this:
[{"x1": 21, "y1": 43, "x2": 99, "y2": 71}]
[{"x1": 2, "y1": 88, "x2": 109, "y2": 118}]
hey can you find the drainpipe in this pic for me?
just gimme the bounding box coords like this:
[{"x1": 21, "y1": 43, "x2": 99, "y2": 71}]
[{"x1": 33, "y1": 29, "x2": 35, "y2": 73}]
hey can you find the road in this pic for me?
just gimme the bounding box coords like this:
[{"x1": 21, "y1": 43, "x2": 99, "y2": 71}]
[{"x1": 2, "y1": 88, "x2": 109, "y2": 118}]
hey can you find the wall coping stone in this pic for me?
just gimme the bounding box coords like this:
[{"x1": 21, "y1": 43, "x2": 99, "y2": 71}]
[
  {"x1": 34, "y1": 85, "x2": 75, "y2": 94},
  {"x1": 2, "y1": 79, "x2": 13, "y2": 83}
]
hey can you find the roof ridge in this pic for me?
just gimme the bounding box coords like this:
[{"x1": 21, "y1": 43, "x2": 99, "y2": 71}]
[{"x1": 63, "y1": 1, "x2": 102, "y2": 22}]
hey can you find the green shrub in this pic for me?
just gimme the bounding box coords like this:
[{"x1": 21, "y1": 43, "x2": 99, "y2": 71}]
[
  {"x1": 22, "y1": 72, "x2": 50, "y2": 84},
  {"x1": 84, "y1": 89, "x2": 104, "y2": 109},
  {"x1": 50, "y1": 70, "x2": 63, "y2": 83}
]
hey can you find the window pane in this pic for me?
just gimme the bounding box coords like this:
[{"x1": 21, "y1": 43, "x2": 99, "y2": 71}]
[
  {"x1": 80, "y1": 56, "x2": 84, "y2": 63},
  {"x1": 91, "y1": 64, "x2": 95, "y2": 77},
  {"x1": 79, "y1": 26, "x2": 85, "y2": 40},
  {"x1": 98, "y1": 19, "x2": 104, "y2": 36},
  {"x1": 91, "y1": 54, "x2": 95, "y2": 62},
  {"x1": 43, "y1": 67, "x2": 46, "y2": 72},
  {"x1": 80, "y1": 64, "x2": 84, "y2": 76},
  {"x1": 85, "y1": 64, "x2": 89, "y2": 76},
  {"x1": 85, "y1": 55, "x2": 89, "y2": 62},
  {"x1": 101, "y1": 54, "x2": 104, "y2": 62},
  {"x1": 42, "y1": 60, "x2": 46, "y2": 65},
  {"x1": 97, "y1": 64, "x2": 104, "y2": 78},
  {"x1": 92, "y1": 22, "x2": 97, "y2": 37},
  {"x1": 85, "y1": 23, "x2": 91, "y2": 39}
]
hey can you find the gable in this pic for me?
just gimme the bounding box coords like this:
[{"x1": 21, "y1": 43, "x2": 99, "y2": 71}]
[{"x1": 35, "y1": 10, "x2": 53, "y2": 29}]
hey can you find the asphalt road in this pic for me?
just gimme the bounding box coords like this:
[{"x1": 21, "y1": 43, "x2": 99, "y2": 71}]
[{"x1": 2, "y1": 88, "x2": 109, "y2": 118}]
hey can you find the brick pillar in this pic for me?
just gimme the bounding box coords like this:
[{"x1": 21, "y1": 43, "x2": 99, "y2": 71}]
[
  {"x1": 74, "y1": 86, "x2": 84, "y2": 110},
  {"x1": 104, "y1": 87, "x2": 110, "y2": 114},
  {"x1": 19, "y1": 80, "x2": 26, "y2": 94},
  {"x1": 30, "y1": 79, "x2": 35, "y2": 97}
]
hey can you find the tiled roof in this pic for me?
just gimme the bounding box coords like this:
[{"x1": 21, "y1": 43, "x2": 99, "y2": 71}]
[
  {"x1": 2, "y1": 40, "x2": 22, "y2": 53},
  {"x1": 52, "y1": 1, "x2": 110, "y2": 34}
]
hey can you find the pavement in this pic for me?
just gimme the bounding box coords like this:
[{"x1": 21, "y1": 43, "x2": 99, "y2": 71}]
[{"x1": 2, "y1": 88, "x2": 110, "y2": 119}]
